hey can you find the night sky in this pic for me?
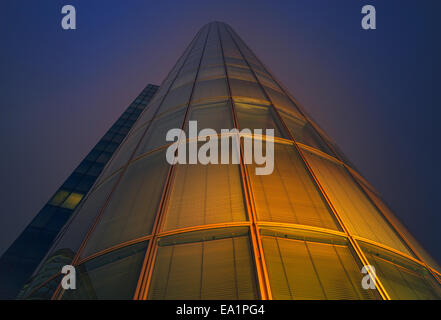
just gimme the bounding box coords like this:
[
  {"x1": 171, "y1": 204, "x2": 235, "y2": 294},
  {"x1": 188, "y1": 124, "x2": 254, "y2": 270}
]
[{"x1": 1, "y1": 0, "x2": 440, "y2": 265}]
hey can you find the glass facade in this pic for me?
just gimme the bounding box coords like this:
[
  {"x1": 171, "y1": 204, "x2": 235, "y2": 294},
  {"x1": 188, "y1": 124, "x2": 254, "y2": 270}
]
[
  {"x1": 1, "y1": 84, "x2": 159, "y2": 299},
  {"x1": 20, "y1": 22, "x2": 441, "y2": 300}
]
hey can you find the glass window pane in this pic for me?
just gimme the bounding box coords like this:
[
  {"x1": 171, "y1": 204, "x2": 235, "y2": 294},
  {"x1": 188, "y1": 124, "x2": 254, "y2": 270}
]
[
  {"x1": 261, "y1": 228, "x2": 378, "y2": 300},
  {"x1": 162, "y1": 147, "x2": 246, "y2": 231},
  {"x1": 247, "y1": 140, "x2": 339, "y2": 230},
  {"x1": 61, "y1": 192, "x2": 83, "y2": 210},
  {"x1": 62, "y1": 242, "x2": 148, "y2": 300},
  {"x1": 20, "y1": 275, "x2": 62, "y2": 300},
  {"x1": 229, "y1": 78, "x2": 267, "y2": 102},
  {"x1": 225, "y1": 57, "x2": 248, "y2": 68},
  {"x1": 279, "y1": 110, "x2": 334, "y2": 155},
  {"x1": 197, "y1": 64, "x2": 225, "y2": 81},
  {"x1": 159, "y1": 83, "x2": 193, "y2": 113},
  {"x1": 219, "y1": 35, "x2": 241, "y2": 59},
  {"x1": 135, "y1": 107, "x2": 186, "y2": 157},
  {"x1": 50, "y1": 190, "x2": 69, "y2": 206},
  {"x1": 172, "y1": 70, "x2": 196, "y2": 89},
  {"x1": 265, "y1": 87, "x2": 303, "y2": 118},
  {"x1": 192, "y1": 78, "x2": 228, "y2": 103},
  {"x1": 148, "y1": 228, "x2": 258, "y2": 299},
  {"x1": 227, "y1": 65, "x2": 255, "y2": 82},
  {"x1": 256, "y1": 72, "x2": 282, "y2": 93},
  {"x1": 100, "y1": 126, "x2": 145, "y2": 179},
  {"x1": 82, "y1": 150, "x2": 169, "y2": 257},
  {"x1": 303, "y1": 150, "x2": 413, "y2": 256},
  {"x1": 357, "y1": 183, "x2": 441, "y2": 273},
  {"x1": 132, "y1": 99, "x2": 162, "y2": 130},
  {"x1": 186, "y1": 100, "x2": 233, "y2": 133},
  {"x1": 360, "y1": 242, "x2": 441, "y2": 300},
  {"x1": 235, "y1": 102, "x2": 288, "y2": 139}
]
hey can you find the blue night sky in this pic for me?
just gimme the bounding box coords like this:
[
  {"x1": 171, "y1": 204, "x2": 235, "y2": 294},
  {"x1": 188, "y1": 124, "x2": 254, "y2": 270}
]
[{"x1": 1, "y1": 0, "x2": 440, "y2": 264}]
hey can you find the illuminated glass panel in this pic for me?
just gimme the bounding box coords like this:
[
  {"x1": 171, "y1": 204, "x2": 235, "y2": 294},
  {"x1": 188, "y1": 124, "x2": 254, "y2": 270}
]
[
  {"x1": 186, "y1": 100, "x2": 233, "y2": 133},
  {"x1": 50, "y1": 190, "x2": 69, "y2": 206},
  {"x1": 261, "y1": 228, "x2": 378, "y2": 300},
  {"x1": 61, "y1": 193, "x2": 83, "y2": 210},
  {"x1": 62, "y1": 241, "x2": 147, "y2": 300},
  {"x1": 172, "y1": 70, "x2": 196, "y2": 89},
  {"x1": 229, "y1": 79, "x2": 267, "y2": 102},
  {"x1": 148, "y1": 228, "x2": 258, "y2": 299},
  {"x1": 303, "y1": 150, "x2": 413, "y2": 256},
  {"x1": 192, "y1": 78, "x2": 228, "y2": 102},
  {"x1": 159, "y1": 83, "x2": 193, "y2": 113},
  {"x1": 227, "y1": 65, "x2": 255, "y2": 82},
  {"x1": 247, "y1": 140, "x2": 339, "y2": 230},
  {"x1": 82, "y1": 150, "x2": 169, "y2": 257},
  {"x1": 162, "y1": 153, "x2": 246, "y2": 231},
  {"x1": 361, "y1": 242, "x2": 441, "y2": 300},
  {"x1": 266, "y1": 87, "x2": 303, "y2": 118},
  {"x1": 197, "y1": 65, "x2": 225, "y2": 81}
]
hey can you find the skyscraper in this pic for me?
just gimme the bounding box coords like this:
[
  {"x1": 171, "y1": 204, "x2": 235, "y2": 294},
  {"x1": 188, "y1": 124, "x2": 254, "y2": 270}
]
[
  {"x1": 0, "y1": 84, "x2": 159, "y2": 299},
  {"x1": 19, "y1": 22, "x2": 441, "y2": 300}
]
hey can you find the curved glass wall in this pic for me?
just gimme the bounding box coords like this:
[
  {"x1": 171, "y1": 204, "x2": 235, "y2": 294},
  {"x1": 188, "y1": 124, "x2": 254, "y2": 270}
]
[{"x1": 23, "y1": 22, "x2": 441, "y2": 300}]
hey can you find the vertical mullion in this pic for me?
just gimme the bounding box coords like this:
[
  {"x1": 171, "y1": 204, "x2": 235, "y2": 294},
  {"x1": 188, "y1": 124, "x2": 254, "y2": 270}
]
[
  {"x1": 224, "y1": 24, "x2": 390, "y2": 300},
  {"x1": 137, "y1": 23, "x2": 212, "y2": 300},
  {"x1": 217, "y1": 22, "x2": 272, "y2": 300}
]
